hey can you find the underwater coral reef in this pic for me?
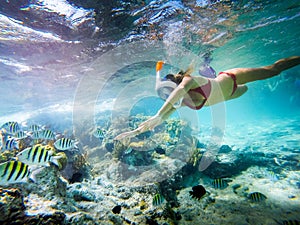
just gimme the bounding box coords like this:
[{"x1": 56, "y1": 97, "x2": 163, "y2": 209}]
[{"x1": 0, "y1": 116, "x2": 300, "y2": 225}]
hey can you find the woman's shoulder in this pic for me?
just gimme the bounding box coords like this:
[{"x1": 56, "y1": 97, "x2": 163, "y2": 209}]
[
  {"x1": 189, "y1": 75, "x2": 209, "y2": 86},
  {"x1": 181, "y1": 75, "x2": 195, "y2": 85},
  {"x1": 181, "y1": 75, "x2": 207, "y2": 89}
]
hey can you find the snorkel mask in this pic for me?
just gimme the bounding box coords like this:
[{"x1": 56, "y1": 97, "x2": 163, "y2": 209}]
[{"x1": 155, "y1": 61, "x2": 183, "y2": 109}]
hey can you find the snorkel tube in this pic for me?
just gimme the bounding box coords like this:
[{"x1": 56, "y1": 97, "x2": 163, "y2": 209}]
[
  {"x1": 155, "y1": 61, "x2": 166, "y2": 90},
  {"x1": 155, "y1": 61, "x2": 183, "y2": 108}
]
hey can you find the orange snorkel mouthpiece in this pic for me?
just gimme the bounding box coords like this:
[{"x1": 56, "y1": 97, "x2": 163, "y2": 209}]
[{"x1": 156, "y1": 61, "x2": 164, "y2": 72}]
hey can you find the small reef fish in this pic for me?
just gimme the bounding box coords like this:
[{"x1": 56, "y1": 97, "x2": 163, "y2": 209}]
[
  {"x1": 211, "y1": 178, "x2": 229, "y2": 189},
  {"x1": 29, "y1": 124, "x2": 41, "y2": 132},
  {"x1": 282, "y1": 220, "x2": 300, "y2": 225},
  {"x1": 1, "y1": 137, "x2": 19, "y2": 150},
  {"x1": 16, "y1": 144, "x2": 59, "y2": 167},
  {"x1": 0, "y1": 160, "x2": 30, "y2": 185},
  {"x1": 112, "y1": 205, "x2": 122, "y2": 214},
  {"x1": 54, "y1": 138, "x2": 77, "y2": 151},
  {"x1": 248, "y1": 192, "x2": 267, "y2": 202},
  {"x1": 1, "y1": 121, "x2": 20, "y2": 134},
  {"x1": 189, "y1": 185, "x2": 206, "y2": 200},
  {"x1": 14, "y1": 131, "x2": 28, "y2": 139},
  {"x1": 94, "y1": 128, "x2": 106, "y2": 139},
  {"x1": 31, "y1": 132, "x2": 41, "y2": 140},
  {"x1": 266, "y1": 171, "x2": 279, "y2": 182},
  {"x1": 35, "y1": 129, "x2": 55, "y2": 140},
  {"x1": 152, "y1": 193, "x2": 164, "y2": 206}
]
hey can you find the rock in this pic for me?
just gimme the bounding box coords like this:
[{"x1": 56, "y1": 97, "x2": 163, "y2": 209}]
[
  {"x1": 134, "y1": 210, "x2": 143, "y2": 216},
  {"x1": 108, "y1": 213, "x2": 123, "y2": 225},
  {"x1": 69, "y1": 172, "x2": 84, "y2": 183},
  {"x1": 0, "y1": 188, "x2": 67, "y2": 225},
  {"x1": 105, "y1": 141, "x2": 114, "y2": 152},
  {"x1": 0, "y1": 188, "x2": 25, "y2": 224},
  {"x1": 219, "y1": 145, "x2": 232, "y2": 153},
  {"x1": 196, "y1": 140, "x2": 206, "y2": 149},
  {"x1": 66, "y1": 212, "x2": 98, "y2": 225},
  {"x1": 202, "y1": 150, "x2": 272, "y2": 178},
  {"x1": 154, "y1": 147, "x2": 166, "y2": 154},
  {"x1": 145, "y1": 216, "x2": 159, "y2": 225},
  {"x1": 232, "y1": 184, "x2": 242, "y2": 194},
  {"x1": 116, "y1": 187, "x2": 132, "y2": 200},
  {"x1": 23, "y1": 211, "x2": 66, "y2": 225},
  {"x1": 67, "y1": 183, "x2": 98, "y2": 202}
]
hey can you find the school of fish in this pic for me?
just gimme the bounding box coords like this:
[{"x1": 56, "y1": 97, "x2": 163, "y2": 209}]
[{"x1": 0, "y1": 121, "x2": 77, "y2": 185}]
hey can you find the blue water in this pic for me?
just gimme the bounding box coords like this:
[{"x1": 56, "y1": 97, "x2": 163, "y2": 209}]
[
  {"x1": 0, "y1": 1, "x2": 299, "y2": 136},
  {"x1": 1, "y1": 1, "x2": 300, "y2": 224}
]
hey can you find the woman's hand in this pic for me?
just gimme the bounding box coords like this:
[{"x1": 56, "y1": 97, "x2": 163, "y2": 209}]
[
  {"x1": 114, "y1": 129, "x2": 140, "y2": 142},
  {"x1": 114, "y1": 114, "x2": 163, "y2": 141},
  {"x1": 138, "y1": 114, "x2": 163, "y2": 132}
]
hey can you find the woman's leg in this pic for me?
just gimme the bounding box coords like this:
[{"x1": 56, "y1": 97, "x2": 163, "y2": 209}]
[
  {"x1": 228, "y1": 85, "x2": 248, "y2": 100},
  {"x1": 223, "y1": 56, "x2": 300, "y2": 85}
]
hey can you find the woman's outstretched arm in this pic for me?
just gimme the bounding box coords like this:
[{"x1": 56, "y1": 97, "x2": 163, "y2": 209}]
[
  {"x1": 114, "y1": 77, "x2": 193, "y2": 141},
  {"x1": 114, "y1": 107, "x2": 176, "y2": 141},
  {"x1": 114, "y1": 88, "x2": 184, "y2": 141}
]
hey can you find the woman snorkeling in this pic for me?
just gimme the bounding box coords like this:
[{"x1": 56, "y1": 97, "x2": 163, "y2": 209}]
[{"x1": 115, "y1": 56, "x2": 300, "y2": 141}]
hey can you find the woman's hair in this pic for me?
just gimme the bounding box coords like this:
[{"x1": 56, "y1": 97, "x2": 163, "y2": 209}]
[{"x1": 165, "y1": 64, "x2": 194, "y2": 85}]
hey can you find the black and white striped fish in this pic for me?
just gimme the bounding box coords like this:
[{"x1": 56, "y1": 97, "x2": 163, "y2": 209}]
[
  {"x1": 0, "y1": 160, "x2": 30, "y2": 185},
  {"x1": 29, "y1": 124, "x2": 41, "y2": 132},
  {"x1": 1, "y1": 121, "x2": 20, "y2": 134},
  {"x1": 282, "y1": 220, "x2": 300, "y2": 225},
  {"x1": 14, "y1": 131, "x2": 28, "y2": 139},
  {"x1": 32, "y1": 129, "x2": 55, "y2": 140},
  {"x1": 31, "y1": 132, "x2": 41, "y2": 140},
  {"x1": 248, "y1": 192, "x2": 267, "y2": 202},
  {"x1": 16, "y1": 144, "x2": 59, "y2": 167},
  {"x1": 152, "y1": 193, "x2": 165, "y2": 206},
  {"x1": 94, "y1": 128, "x2": 106, "y2": 139},
  {"x1": 54, "y1": 138, "x2": 77, "y2": 151},
  {"x1": 211, "y1": 178, "x2": 229, "y2": 189},
  {"x1": 0, "y1": 137, "x2": 19, "y2": 150}
]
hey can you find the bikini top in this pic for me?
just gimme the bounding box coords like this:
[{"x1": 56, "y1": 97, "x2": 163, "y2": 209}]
[
  {"x1": 182, "y1": 80, "x2": 212, "y2": 110},
  {"x1": 182, "y1": 72, "x2": 238, "y2": 110}
]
